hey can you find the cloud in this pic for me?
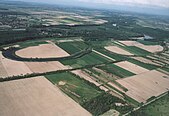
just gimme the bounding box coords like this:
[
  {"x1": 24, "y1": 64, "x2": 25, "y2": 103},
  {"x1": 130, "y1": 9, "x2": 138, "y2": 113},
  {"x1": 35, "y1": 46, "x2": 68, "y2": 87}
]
[{"x1": 78, "y1": 0, "x2": 169, "y2": 8}]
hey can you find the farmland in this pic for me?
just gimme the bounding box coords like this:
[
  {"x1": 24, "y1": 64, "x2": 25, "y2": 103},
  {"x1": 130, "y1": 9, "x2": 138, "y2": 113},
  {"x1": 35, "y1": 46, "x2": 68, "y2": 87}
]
[
  {"x1": 0, "y1": 37, "x2": 168, "y2": 115},
  {"x1": 0, "y1": 1, "x2": 169, "y2": 116},
  {"x1": 116, "y1": 70, "x2": 169, "y2": 103},
  {"x1": 131, "y1": 93, "x2": 169, "y2": 116},
  {"x1": 46, "y1": 72, "x2": 102, "y2": 104},
  {"x1": 0, "y1": 77, "x2": 91, "y2": 116},
  {"x1": 16, "y1": 43, "x2": 70, "y2": 58}
]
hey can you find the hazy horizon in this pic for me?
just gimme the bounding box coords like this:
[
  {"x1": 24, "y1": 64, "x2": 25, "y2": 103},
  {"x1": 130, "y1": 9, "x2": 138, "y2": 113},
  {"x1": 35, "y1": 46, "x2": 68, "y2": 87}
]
[{"x1": 3, "y1": 0, "x2": 169, "y2": 16}]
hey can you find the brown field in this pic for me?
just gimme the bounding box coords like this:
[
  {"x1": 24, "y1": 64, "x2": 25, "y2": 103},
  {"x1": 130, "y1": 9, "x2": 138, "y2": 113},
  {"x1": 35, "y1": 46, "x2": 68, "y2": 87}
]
[
  {"x1": 25, "y1": 61, "x2": 69, "y2": 73},
  {"x1": 119, "y1": 41, "x2": 163, "y2": 53},
  {"x1": 132, "y1": 57, "x2": 161, "y2": 66},
  {"x1": 0, "y1": 77, "x2": 91, "y2": 116},
  {"x1": 71, "y1": 70, "x2": 101, "y2": 87},
  {"x1": 0, "y1": 52, "x2": 32, "y2": 77},
  {"x1": 105, "y1": 46, "x2": 133, "y2": 55},
  {"x1": 0, "y1": 60, "x2": 8, "y2": 77},
  {"x1": 116, "y1": 70, "x2": 169, "y2": 103},
  {"x1": 16, "y1": 44, "x2": 69, "y2": 58},
  {"x1": 0, "y1": 52, "x2": 69, "y2": 78},
  {"x1": 115, "y1": 61, "x2": 149, "y2": 74},
  {"x1": 108, "y1": 82, "x2": 125, "y2": 93}
]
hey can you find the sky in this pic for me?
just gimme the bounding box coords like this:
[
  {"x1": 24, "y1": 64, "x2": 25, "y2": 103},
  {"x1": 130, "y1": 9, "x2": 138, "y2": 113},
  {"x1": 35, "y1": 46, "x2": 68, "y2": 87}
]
[
  {"x1": 78, "y1": 0, "x2": 169, "y2": 8},
  {"x1": 12, "y1": 0, "x2": 169, "y2": 8},
  {"x1": 7, "y1": 0, "x2": 169, "y2": 15}
]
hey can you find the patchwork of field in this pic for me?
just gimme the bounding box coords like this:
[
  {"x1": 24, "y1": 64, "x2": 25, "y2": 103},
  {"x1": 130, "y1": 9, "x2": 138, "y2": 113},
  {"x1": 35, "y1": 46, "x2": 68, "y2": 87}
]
[
  {"x1": 132, "y1": 57, "x2": 161, "y2": 66},
  {"x1": 99, "y1": 63, "x2": 135, "y2": 78},
  {"x1": 0, "y1": 52, "x2": 68, "y2": 78},
  {"x1": 0, "y1": 77, "x2": 91, "y2": 116},
  {"x1": 46, "y1": 72, "x2": 102, "y2": 104},
  {"x1": 62, "y1": 52, "x2": 110, "y2": 68},
  {"x1": 16, "y1": 43, "x2": 70, "y2": 58},
  {"x1": 114, "y1": 61, "x2": 149, "y2": 75},
  {"x1": 105, "y1": 46, "x2": 133, "y2": 56},
  {"x1": 92, "y1": 49, "x2": 116, "y2": 61},
  {"x1": 116, "y1": 70, "x2": 169, "y2": 103},
  {"x1": 57, "y1": 41, "x2": 88, "y2": 54},
  {"x1": 119, "y1": 41, "x2": 163, "y2": 53},
  {"x1": 71, "y1": 70, "x2": 101, "y2": 87}
]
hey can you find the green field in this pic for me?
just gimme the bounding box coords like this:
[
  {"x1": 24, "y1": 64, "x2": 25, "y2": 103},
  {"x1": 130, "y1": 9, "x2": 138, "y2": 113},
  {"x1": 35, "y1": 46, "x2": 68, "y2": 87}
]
[
  {"x1": 128, "y1": 58, "x2": 159, "y2": 70},
  {"x1": 99, "y1": 64, "x2": 135, "y2": 78},
  {"x1": 124, "y1": 46, "x2": 151, "y2": 56},
  {"x1": 57, "y1": 41, "x2": 88, "y2": 54},
  {"x1": 18, "y1": 40, "x2": 48, "y2": 48},
  {"x1": 131, "y1": 94, "x2": 169, "y2": 116},
  {"x1": 61, "y1": 51, "x2": 111, "y2": 68},
  {"x1": 46, "y1": 72, "x2": 102, "y2": 104},
  {"x1": 137, "y1": 40, "x2": 159, "y2": 45},
  {"x1": 94, "y1": 48, "x2": 125, "y2": 61},
  {"x1": 112, "y1": 41, "x2": 151, "y2": 56}
]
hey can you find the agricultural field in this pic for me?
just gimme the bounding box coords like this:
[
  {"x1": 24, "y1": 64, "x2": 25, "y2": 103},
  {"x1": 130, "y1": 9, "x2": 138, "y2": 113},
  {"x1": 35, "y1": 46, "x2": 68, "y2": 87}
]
[
  {"x1": 0, "y1": 77, "x2": 91, "y2": 116},
  {"x1": 46, "y1": 72, "x2": 102, "y2": 104},
  {"x1": 61, "y1": 51, "x2": 111, "y2": 68},
  {"x1": 0, "y1": 51, "x2": 69, "y2": 78},
  {"x1": 105, "y1": 46, "x2": 133, "y2": 56},
  {"x1": 99, "y1": 63, "x2": 135, "y2": 78},
  {"x1": 0, "y1": 1, "x2": 169, "y2": 116},
  {"x1": 16, "y1": 43, "x2": 70, "y2": 58},
  {"x1": 116, "y1": 70, "x2": 169, "y2": 103},
  {"x1": 119, "y1": 41, "x2": 163, "y2": 53},
  {"x1": 57, "y1": 41, "x2": 88, "y2": 54},
  {"x1": 131, "y1": 93, "x2": 169, "y2": 116},
  {"x1": 114, "y1": 61, "x2": 149, "y2": 75}
]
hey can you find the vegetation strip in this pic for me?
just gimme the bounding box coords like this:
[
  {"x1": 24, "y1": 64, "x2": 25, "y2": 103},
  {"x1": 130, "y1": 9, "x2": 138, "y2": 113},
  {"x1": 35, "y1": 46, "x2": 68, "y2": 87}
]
[{"x1": 0, "y1": 60, "x2": 124, "y2": 82}]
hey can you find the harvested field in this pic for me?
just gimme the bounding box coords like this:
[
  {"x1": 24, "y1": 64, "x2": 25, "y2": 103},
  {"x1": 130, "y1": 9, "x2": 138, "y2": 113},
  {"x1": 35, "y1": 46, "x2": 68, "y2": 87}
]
[
  {"x1": 25, "y1": 61, "x2": 69, "y2": 73},
  {"x1": 105, "y1": 46, "x2": 133, "y2": 56},
  {"x1": 71, "y1": 70, "x2": 101, "y2": 87},
  {"x1": 119, "y1": 41, "x2": 138, "y2": 46},
  {"x1": 132, "y1": 57, "x2": 160, "y2": 66},
  {"x1": 0, "y1": 52, "x2": 32, "y2": 78},
  {"x1": 0, "y1": 60, "x2": 8, "y2": 77},
  {"x1": 115, "y1": 61, "x2": 149, "y2": 74},
  {"x1": 16, "y1": 44, "x2": 69, "y2": 58},
  {"x1": 116, "y1": 70, "x2": 169, "y2": 103},
  {"x1": 119, "y1": 41, "x2": 163, "y2": 53},
  {"x1": 0, "y1": 52, "x2": 69, "y2": 78},
  {"x1": 0, "y1": 77, "x2": 91, "y2": 116}
]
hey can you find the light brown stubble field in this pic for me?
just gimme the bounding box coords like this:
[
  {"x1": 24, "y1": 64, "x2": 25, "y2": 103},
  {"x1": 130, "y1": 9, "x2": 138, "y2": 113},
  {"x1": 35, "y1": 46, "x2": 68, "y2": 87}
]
[{"x1": 0, "y1": 77, "x2": 91, "y2": 116}]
